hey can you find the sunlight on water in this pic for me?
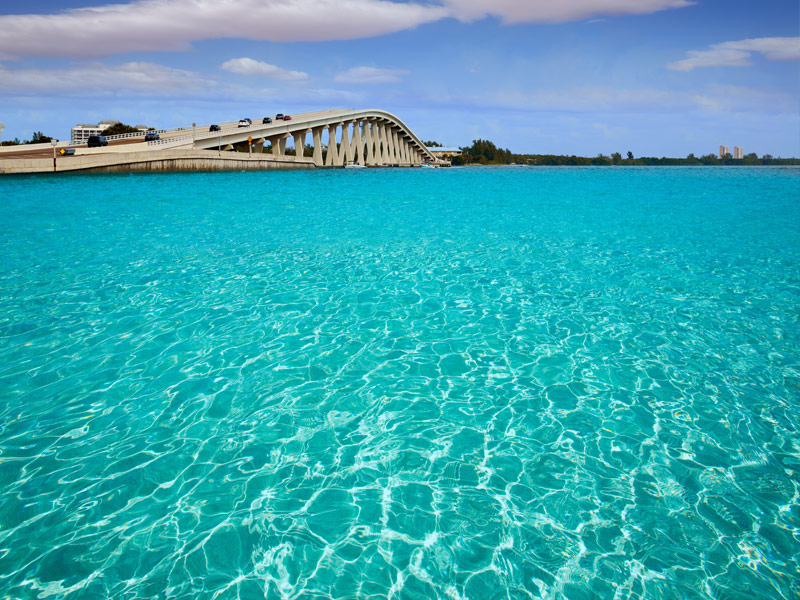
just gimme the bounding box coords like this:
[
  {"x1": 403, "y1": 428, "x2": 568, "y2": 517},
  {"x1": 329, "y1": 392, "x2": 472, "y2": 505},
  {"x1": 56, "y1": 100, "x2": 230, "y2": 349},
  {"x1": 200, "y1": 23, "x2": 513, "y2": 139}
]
[{"x1": 1, "y1": 167, "x2": 799, "y2": 599}]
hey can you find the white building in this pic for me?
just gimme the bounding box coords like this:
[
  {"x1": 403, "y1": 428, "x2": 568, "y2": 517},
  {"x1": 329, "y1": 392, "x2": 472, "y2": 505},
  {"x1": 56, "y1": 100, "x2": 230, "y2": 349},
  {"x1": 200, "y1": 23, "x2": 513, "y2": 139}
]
[
  {"x1": 719, "y1": 145, "x2": 729, "y2": 159},
  {"x1": 733, "y1": 146, "x2": 743, "y2": 159},
  {"x1": 70, "y1": 120, "x2": 121, "y2": 145},
  {"x1": 428, "y1": 146, "x2": 462, "y2": 159}
]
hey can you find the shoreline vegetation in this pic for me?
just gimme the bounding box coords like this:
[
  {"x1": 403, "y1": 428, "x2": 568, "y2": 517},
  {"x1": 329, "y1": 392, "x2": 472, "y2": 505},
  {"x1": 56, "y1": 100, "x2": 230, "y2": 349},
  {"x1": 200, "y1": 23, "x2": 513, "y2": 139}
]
[{"x1": 439, "y1": 139, "x2": 800, "y2": 166}]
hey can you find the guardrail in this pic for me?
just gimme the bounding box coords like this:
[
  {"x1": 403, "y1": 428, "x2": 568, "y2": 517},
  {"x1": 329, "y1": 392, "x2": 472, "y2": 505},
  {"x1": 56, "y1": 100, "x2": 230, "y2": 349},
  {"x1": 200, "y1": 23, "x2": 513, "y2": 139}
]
[
  {"x1": 104, "y1": 131, "x2": 145, "y2": 141},
  {"x1": 106, "y1": 120, "x2": 244, "y2": 142},
  {"x1": 146, "y1": 122, "x2": 273, "y2": 148}
]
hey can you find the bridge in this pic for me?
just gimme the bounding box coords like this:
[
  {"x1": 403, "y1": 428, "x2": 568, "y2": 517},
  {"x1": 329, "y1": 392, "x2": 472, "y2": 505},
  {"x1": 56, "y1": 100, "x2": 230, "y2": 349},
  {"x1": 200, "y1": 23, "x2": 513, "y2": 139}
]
[
  {"x1": 155, "y1": 109, "x2": 439, "y2": 167},
  {"x1": 0, "y1": 109, "x2": 443, "y2": 174}
]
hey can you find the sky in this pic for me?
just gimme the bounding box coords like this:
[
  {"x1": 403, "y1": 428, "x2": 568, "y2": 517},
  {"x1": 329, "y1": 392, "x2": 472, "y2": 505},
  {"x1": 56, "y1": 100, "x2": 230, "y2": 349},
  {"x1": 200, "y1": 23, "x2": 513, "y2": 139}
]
[{"x1": 0, "y1": 0, "x2": 798, "y2": 157}]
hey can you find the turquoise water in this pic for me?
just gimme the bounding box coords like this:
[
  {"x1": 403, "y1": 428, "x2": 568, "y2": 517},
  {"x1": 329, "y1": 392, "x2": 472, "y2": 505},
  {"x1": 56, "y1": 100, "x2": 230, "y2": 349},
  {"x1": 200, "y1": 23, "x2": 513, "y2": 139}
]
[{"x1": 1, "y1": 166, "x2": 799, "y2": 599}]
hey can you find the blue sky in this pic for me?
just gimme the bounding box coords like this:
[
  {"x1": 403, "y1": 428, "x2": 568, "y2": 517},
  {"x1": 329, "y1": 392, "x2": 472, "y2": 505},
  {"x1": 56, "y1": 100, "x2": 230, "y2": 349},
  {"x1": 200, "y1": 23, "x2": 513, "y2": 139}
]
[{"x1": 0, "y1": 0, "x2": 797, "y2": 156}]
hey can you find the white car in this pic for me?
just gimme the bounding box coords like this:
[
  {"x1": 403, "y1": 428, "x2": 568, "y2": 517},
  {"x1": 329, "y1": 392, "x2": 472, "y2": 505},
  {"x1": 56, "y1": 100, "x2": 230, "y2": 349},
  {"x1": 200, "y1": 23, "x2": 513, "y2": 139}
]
[{"x1": 237, "y1": 118, "x2": 252, "y2": 128}]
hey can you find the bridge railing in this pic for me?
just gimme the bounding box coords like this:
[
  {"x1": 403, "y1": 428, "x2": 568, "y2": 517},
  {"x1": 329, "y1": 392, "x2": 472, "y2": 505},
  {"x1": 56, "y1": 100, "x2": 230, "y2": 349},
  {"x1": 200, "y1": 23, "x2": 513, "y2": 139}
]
[
  {"x1": 146, "y1": 122, "x2": 268, "y2": 147},
  {"x1": 109, "y1": 120, "x2": 243, "y2": 142}
]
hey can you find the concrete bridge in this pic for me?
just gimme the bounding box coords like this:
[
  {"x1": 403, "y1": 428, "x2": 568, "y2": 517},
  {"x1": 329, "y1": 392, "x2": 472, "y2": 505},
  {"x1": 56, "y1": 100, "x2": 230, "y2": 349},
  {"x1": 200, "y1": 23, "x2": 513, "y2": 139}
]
[
  {"x1": 0, "y1": 109, "x2": 442, "y2": 174},
  {"x1": 151, "y1": 108, "x2": 438, "y2": 167}
]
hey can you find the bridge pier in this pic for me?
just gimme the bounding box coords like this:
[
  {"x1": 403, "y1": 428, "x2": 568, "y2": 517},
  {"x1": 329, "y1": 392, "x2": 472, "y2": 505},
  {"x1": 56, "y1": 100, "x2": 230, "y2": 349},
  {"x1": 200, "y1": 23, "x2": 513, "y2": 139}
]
[
  {"x1": 325, "y1": 125, "x2": 336, "y2": 167},
  {"x1": 382, "y1": 123, "x2": 391, "y2": 164},
  {"x1": 312, "y1": 127, "x2": 323, "y2": 167},
  {"x1": 400, "y1": 133, "x2": 408, "y2": 166},
  {"x1": 365, "y1": 121, "x2": 376, "y2": 165},
  {"x1": 376, "y1": 121, "x2": 386, "y2": 166},
  {"x1": 386, "y1": 125, "x2": 394, "y2": 165},
  {"x1": 269, "y1": 135, "x2": 287, "y2": 157},
  {"x1": 341, "y1": 121, "x2": 353, "y2": 165},
  {"x1": 333, "y1": 123, "x2": 345, "y2": 166},
  {"x1": 353, "y1": 122, "x2": 364, "y2": 165},
  {"x1": 293, "y1": 131, "x2": 306, "y2": 159},
  {"x1": 380, "y1": 122, "x2": 390, "y2": 164}
]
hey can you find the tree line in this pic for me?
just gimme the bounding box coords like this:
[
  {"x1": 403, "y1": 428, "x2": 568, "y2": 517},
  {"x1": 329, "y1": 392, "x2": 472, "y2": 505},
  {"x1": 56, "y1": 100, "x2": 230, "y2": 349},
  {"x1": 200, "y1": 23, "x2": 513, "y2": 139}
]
[
  {"x1": 448, "y1": 139, "x2": 800, "y2": 166},
  {"x1": 1, "y1": 131, "x2": 55, "y2": 146}
]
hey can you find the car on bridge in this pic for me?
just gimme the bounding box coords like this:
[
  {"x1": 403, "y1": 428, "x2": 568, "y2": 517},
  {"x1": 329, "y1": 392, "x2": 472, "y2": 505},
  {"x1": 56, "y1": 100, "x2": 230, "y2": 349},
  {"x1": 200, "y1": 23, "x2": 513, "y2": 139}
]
[
  {"x1": 262, "y1": 117, "x2": 272, "y2": 124},
  {"x1": 209, "y1": 124, "x2": 221, "y2": 132},
  {"x1": 283, "y1": 115, "x2": 292, "y2": 121},
  {"x1": 87, "y1": 135, "x2": 108, "y2": 148},
  {"x1": 238, "y1": 118, "x2": 252, "y2": 127},
  {"x1": 144, "y1": 131, "x2": 160, "y2": 141},
  {"x1": 275, "y1": 113, "x2": 284, "y2": 120}
]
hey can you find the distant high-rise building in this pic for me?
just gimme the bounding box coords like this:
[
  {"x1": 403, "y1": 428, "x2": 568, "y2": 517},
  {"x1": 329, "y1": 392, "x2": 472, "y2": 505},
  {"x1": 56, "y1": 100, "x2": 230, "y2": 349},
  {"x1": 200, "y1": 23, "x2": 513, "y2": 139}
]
[
  {"x1": 719, "y1": 145, "x2": 729, "y2": 159},
  {"x1": 733, "y1": 146, "x2": 743, "y2": 159}
]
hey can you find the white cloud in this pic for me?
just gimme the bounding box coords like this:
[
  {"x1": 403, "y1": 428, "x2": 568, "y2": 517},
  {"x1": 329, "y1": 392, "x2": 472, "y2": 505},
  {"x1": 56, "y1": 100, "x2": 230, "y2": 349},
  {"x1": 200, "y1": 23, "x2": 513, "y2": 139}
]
[
  {"x1": 668, "y1": 37, "x2": 800, "y2": 71},
  {"x1": 220, "y1": 58, "x2": 308, "y2": 82},
  {"x1": 0, "y1": 0, "x2": 448, "y2": 59},
  {"x1": 333, "y1": 66, "x2": 410, "y2": 84},
  {"x1": 0, "y1": 62, "x2": 214, "y2": 96},
  {"x1": 0, "y1": 61, "x2": 367, "y2": 105},
  {"x1": 0, "y1": 0, "x2": 699, "y2": 59},
  {"x1": 441, "y1": 0, "x2": 693, "y2": 24}
]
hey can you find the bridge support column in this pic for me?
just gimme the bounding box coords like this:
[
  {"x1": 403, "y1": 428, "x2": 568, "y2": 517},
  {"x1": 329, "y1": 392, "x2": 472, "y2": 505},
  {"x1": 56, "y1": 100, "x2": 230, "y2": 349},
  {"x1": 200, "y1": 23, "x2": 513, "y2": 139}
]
[
  {"x1": 386, "y1": 123, "x2": 397, "y2": 165},
  {"x1": 376, "y1": 121, "x2": 385, "y2": 166},
  {"x1": 385, "y1": 124, "x2": 394, "y2": 164},
  {"x1": 325, "y1": 125, "x2": 337, "y2": 167},
  {"x1": 377, "y1": 122, "x2": 388, "y2": 165},
  {"x1": 388, "y1": 129, "x2": 396, "y2": 164},
  {"x1": 254, "y1": 137, "x2": 265, "y2": 153},
  {"x1": 354, "y1": 122, "x2": 365, "y2": 165},
  {"x1": 341, "y1": 122, "x2": 353, "y2": 165},
  {"x1": 333, "y1": 124, "x2": 345, "y2": 166},
  {"x1": 293, "y1": 131, "x2": 306, "y2": 159},
  {"x1": 391, "y1": 130, "x2": 400, "y2": 165},
  {"x1": 399, "y1": 137, "x2": 408, "y2": 165},
  {"x1": 268, "y1": 135, "x2": 286, "y2": 157},
  {"x1": 366, "y1": 121, "x2": 376, "y2": 165},
  {"x1": 312, "y1": 127, "x2": 324, "y2": 167}
]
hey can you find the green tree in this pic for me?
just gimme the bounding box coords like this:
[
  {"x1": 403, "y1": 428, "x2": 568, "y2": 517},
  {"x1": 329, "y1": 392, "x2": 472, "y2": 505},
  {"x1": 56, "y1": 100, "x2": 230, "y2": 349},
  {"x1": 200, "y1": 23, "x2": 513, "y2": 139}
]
[
  {"x1": 626, "y1": 151, "x2": 634, "y2": 160},
  {"x1": 100, "y1": 122, "x2": 141, "y2": 136},
  {"x1": 611, "y1": 152, "x2": 622, "y2": 164},
  {"x1": 424, "y1": 140, "x2": 442, "y2": 147},
  {"x1": 460, "y1": 139, "x2": 513, "y2": 164},
  {"x1": 25, "y1": 131, "x2": 54, "y2": 144}
]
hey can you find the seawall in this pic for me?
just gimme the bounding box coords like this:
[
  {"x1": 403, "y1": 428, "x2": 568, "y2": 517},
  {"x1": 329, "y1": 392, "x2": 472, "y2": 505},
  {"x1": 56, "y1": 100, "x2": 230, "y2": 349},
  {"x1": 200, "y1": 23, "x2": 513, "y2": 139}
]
[{"x1": 0, "y1": 149, "x2": 315, "y2": 175}]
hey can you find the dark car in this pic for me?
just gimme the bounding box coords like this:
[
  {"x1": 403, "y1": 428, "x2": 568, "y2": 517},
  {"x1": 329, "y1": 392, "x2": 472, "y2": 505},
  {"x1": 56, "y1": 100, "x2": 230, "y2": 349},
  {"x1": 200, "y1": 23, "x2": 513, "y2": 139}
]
[
  {"x1": 87, "y1": 135, "x2": 108, "y2": 148},
  {"x1": 262, "y1": 117, "x2": 272, "y2": 124},
  {"x1": 275, "y1": 113, "x2": 284, "y2": 120},
  {"x1": 144, "y1": 131, "x2": 160, "y2": 141},
  {"x1": 209, "y1": 124, "x2": 221, "y2": 132}
]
